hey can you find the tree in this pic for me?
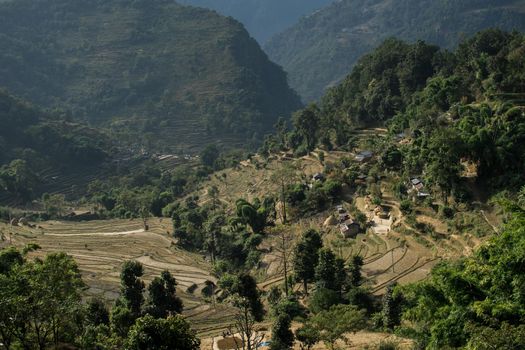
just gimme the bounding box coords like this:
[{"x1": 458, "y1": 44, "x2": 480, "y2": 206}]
[
  {"x1": 200, "y1": 144, "x2": 220, "y2": 168},
  {"x1": 0, "y1": 159, "x2": 39, "y2": 201},
  {"x1": 145, "y1": 270, "x2": 183, "y2": 318},
  {"x1": 293, "y1": 229, "x2": 323, "y2": 295},
  {"x1": 204, "y1": 214, "x2": 226, "y2": 263},
  {"x1": 295, "y1": 323, "x2": 320, "y2": 350},
  {"x1": 0, "y1": 251, "x2": 84, "y2": 349},
  {"x1": 226, "y1": 273, "x2": 266, "y2": 350},
  {"x1": 110, "y1": 304, "x2": 135, "y2": 338},
  {"x1": 274, "y1": 117, "x2": 288, "y2": 150},
  {"x1": 125, "y1": 315, "x2": 200, "y2": 350},
  {"x1": 292, "y1": 104, "x2": 320, "y2": 152},
  {"x1": 424, "y1": 129, "x2": 463, "y2": 204},
  {"x1": 86, "y1": 298, "x2": 110, "y2": 326},
  {"x1": 271, "y1": 163, "x2": 298, "y2": 224},
  {"x1": 275, "y1": 227, "x2": 294, "y2": 296},
  {"x1": 41, "y1": 193, "x2": 66, "y2": 217},
  {"x1": 120, "y1": 260, "x2": 145, "y2": 316},
  {"x1": 0, "y1": 246, "x2": 23, "y2": 274},
  {"x1": 234, "y1": 198, "x2": 274, "y2": 234},
  {"x1": 270, "y1": 314, "x2": 294, "y2": 350},
  {"x1": 382, "y1": 283, "x2": 404, "y2": 330},
  {"x1": 314, "y1": 248, "x2": 338, "y2": 290},
  {"x1": 348, "y1": 255, "x2": 364, "y2": 288},
  {"x1": 309, "y1": 288, "x2": 340, "y2": 314},
  {"x1": 309, "y1": 304, "x2": 367, "y2": 350}
]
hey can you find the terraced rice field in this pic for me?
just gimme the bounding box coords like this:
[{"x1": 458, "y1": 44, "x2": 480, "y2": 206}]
[{"x1": 1, "y1": 218, "x2": 237, "y2": 336}]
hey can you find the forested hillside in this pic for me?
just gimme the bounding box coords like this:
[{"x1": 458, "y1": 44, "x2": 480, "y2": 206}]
[
  {"x1": 178, "y1": 0, "x2": 333, "y2": 43},
  {"x1": 0, "y1": 90, "x2": 111, "y2": 201},
  {"x1": 265, "y1": 0, "x2": 525, "y2": 102},
  {"x1": 272, "y1": 29, "x2": 525, "y2": 191},
  {"x1": 0, "y1": 0, "x2": 301, "y2": 150}
]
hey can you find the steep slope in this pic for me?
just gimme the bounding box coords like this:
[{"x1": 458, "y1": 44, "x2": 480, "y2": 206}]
[
  {"x1": 265, "y1": 0, "x2": 525, "y2": 102},
  {"x1": 0, "y1": 89, "x2": 112, "y2": 202},
  {"x1": 178, "y1": 0, "x2": 333, "y2": 43},
  {"x1": 0, "y1": 0, "x2": 302, "y2": 150}
]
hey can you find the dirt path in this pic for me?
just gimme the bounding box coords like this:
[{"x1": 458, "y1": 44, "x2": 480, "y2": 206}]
[
  {"x1": 480, "y1": 210, "x2": 499, "y2": 234},
  {"x1": 44, "y1": 228, "x2": 145, "y2": 236}
]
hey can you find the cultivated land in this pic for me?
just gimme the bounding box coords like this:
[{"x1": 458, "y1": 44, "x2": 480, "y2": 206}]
[
  {"x1": 0, "y1": 218, "x2": 237, "y2": 338},
  {"x1": 0, "y1": 129, "x2": 498, "y2": 348}
]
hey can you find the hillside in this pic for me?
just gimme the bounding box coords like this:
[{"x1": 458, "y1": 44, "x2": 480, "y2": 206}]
[
  {"x1": 0, "y1": 89, "x2": 113, "y2": 202},
  {"x1": 282, "y1": 29, "x2": 525, "y2": 188},
  {"x1": 0, "y1": 0, "x2": 302, "y2": 150},
  {"x1": 265, "y1": 0, "x2": 525, "y2": 102},
  {"x1": 178, "y1": 0, "x2": 333, "y2": 43}
]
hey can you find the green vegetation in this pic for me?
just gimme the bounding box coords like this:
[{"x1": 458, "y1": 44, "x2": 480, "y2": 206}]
[
  {"x1": 265, "y1": 0, "x2": 525, "y2": 102},
  {"x1": 0, "y1": 0, "x2": 301, "y2": 149},
  {"x1": 398, "y1": 202, "x2": 525, "y2": 349},
  {"x1": 0, "y1": 249, "x2": 198, "y2": 350},
  {"x1": 279, "y1": 30, "x2": 525, "y2": 197}
]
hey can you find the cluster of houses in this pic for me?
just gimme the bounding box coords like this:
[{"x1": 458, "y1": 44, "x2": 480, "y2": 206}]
[{"x1": 336, "y1": 205, "x2": 360, "y2": 238}]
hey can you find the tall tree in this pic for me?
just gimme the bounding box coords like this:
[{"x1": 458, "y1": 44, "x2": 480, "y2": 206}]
[
  {"x1": 145, "y1": 270, "x2": 183, "y2": 318},
  {"x1": 270, "y1": 314, "x2": 294, "y2": 350},
  {"x1": 120, "y1": 260, "x2": 145, "y2": 316},
  {"x1": 293, "y1": 229, "x2": 323, "y2": 295},
  {"x1": 424, "y1": 129, "x2": 463, "y2": 204},
  {"x1": 227, "y1": 273, "x2": 266, "y2": 350},
  {"x1": 382, "y1": 282, "x2": 403, "y2": 330},
  {"x1": 0, "y1": 251, "x2": 84, "y2": 349},
  {"x1": 314, "y1": 248, "x2": 338, "y2": 290},
  {"x1": 348, "y1": 255, "x2": 364, "y2": 288},
  {"x1": 292, "y1": 104, "x2": 320, "y2": 152}
]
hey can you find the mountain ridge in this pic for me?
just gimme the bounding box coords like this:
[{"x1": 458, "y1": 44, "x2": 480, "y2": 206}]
[
  {"x1": 0, "y1": 0, "x2": 302, "y2": 150},
  {"x1": 265, "y1": 0, "x2": 525, "y2": 102}
]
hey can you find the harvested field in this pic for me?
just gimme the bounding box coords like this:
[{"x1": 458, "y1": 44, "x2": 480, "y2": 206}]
[{"x1": 1, "y1": 218, "x2": 235, "y2": 335}]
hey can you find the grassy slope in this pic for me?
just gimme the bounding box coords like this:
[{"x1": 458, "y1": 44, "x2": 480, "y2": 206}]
[
  {"x1": 265, "y1": 0, "x2": 525, "y2": 102},
  {"x1": 0, "y1": 0, "x2": 302, "y2": 150}
]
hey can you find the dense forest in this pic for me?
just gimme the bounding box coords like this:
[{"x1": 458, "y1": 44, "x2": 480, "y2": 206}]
[
  {"x1": 0, "y1": 0, "x2": 301, "y2": 150},
  {"x1": 265, "y1": 0, "x2": 525, "y2": 102},
  {"x1": 178, "y1": 0, "x2": 333, "y2": 43}
]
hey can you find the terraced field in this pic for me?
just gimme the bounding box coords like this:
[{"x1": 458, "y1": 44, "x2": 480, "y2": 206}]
[{"x1": 0, "y1": 218, "x2": 237, "y2": 336}]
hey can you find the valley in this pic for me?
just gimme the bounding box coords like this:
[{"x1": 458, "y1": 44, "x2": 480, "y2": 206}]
[
  {"x1": 0, "y1": 1, "x2": 524, "y2": 348},
  {"x1": 1, "y1": 128, "x2": 497, "y2": 348}
]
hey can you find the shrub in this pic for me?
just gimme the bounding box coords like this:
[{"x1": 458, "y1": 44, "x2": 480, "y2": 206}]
[
  {"x1": 309, "y1": 288, "x2": 340, "y2": 313},
  {"x1": 400, "y1": 200, "x2": 412, "y2": 214},
  {"x1": 440, "y1": 206, "x2": 455, "y2": 219}
]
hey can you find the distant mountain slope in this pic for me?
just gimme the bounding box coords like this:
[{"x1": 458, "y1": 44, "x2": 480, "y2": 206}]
[
  {"x1": 0, "y1": 0, "x2": 301, "y2": 150},
  {"x1": 0, "y1": 90, "x2": 110, "y2": 168},
  {"x1": 0, "y1": 89, "x2": 113, "y2": 202},
  {"x1": 265, "y1": 0, "x2": 525, "y2": 102},
  {"x1": 178, "y1": 0, "x2": 333, "y2": 43}
]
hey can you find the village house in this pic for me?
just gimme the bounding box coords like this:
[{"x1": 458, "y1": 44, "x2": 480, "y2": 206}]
[
  {"x1": 355, "y1": 150, "x2": 373, "y2": 163},
  {"x1": 340, "y1": 219, "x2": 360, "y2": 238},
  {"x1": 408, "y1": 177, "x2": 430, "y2": 199}
]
